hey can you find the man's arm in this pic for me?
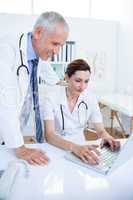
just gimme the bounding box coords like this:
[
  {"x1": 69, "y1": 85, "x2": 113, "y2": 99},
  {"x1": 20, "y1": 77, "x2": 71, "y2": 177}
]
[
  {"x1": 16, "y1": 145, "x2": 49, "y2": 165},
  {"x1": 0, "y1": 43, "x2": 49, "y2": 165}
]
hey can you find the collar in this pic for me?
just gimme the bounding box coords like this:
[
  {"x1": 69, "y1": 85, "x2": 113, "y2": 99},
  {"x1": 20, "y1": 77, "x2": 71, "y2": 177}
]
[
  {"x1": 59, "y1": 87, "x2": 87, "y2": 107},
  {"x1": 27, "y1": 32, "x2": 38, "y2": 61},
  {"x1": 59, "y1": 87, "x2": 68, "y2": 106}
]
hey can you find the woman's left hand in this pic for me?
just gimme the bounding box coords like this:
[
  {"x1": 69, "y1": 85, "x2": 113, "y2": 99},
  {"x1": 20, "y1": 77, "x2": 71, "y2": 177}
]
[{"x1": 101, "y1": 133, "x2": 120, "y2": 151}]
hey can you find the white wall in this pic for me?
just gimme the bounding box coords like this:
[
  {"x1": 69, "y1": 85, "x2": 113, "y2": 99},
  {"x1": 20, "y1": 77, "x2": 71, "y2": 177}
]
[
  {"x1": 0, "y1": 13, "x2": 118, "y2": 94},
  {"x1": 91, "y1": 0, "x2": 133, "y2": 95},
  {"x1": 67, "y1": 17, "x2": 118, "y2": 94},
  {"x1": 116, "y1": 0, "x2": 133, "y2": 94}
]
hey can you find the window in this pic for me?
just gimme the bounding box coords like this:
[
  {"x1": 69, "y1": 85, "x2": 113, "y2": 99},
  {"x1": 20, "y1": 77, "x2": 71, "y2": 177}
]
[
  {"x1": 90, "y1": 0, "x2": 122, "y2": 20},
  {"x1": 33, "y1": 0, "x2": 90, "y2": 18},
  {"x1": 0, "y1": 0, "x2": 91, "y2": 18},
  {"x1": 0, "y1": 0, "x2": 32, "y2": 14}
]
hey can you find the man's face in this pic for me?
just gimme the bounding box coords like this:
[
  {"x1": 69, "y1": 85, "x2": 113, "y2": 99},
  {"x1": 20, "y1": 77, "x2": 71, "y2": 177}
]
[{"x1": 32, "y1": 25, "x2": 68, "y2": 60}]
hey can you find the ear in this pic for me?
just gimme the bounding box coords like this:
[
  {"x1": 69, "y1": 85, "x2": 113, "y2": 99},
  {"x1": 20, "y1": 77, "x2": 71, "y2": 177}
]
[
  {"x1": 64, "y1": 73, "x2": 69, "y2": 82},
  {"x1": 32, "y1": 26, "x2": 45, "y2": 40}
]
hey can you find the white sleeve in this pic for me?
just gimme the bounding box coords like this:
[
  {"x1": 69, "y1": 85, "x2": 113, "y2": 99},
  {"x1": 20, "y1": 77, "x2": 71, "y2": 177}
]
[
  {"x1": 0, "y1": 42, "x2": 24, "y2": 148},
  {"x1": 89, "y1": 96, "x2": 103, "y2": 123},
  {"x1": 0, "y1": 107, "x2": 24, "y2": 148},
  {"x1": 43, "y1": 97, "x2": 55, "y2": 120}
]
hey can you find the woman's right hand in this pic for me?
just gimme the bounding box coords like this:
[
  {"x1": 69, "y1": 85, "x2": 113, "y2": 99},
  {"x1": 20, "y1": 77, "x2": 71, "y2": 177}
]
[{"x1": 72, "y1": 144, "x2": 100, "y2": 165}]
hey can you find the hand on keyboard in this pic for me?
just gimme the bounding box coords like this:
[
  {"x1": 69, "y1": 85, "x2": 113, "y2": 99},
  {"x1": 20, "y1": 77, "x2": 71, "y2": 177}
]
[
  {"x1": 72, "y1": 144, "x2": 100, "y2": 165},
  {"x1": 101, "y1": 139, "x2": 120, "y2": 152}
]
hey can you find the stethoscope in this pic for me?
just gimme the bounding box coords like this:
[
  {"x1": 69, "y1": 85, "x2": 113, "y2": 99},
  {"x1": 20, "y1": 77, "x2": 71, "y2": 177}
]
[
  {"x1": 60, "y1": 100, "x2": 88, "y2": 133},
  {"x1": 16, "y1": 33, "x2": 29, "y2": 76}
]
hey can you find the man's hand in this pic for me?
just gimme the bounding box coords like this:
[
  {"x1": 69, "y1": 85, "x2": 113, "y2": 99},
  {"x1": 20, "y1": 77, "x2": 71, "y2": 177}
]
[
  {"x1": 15, "y1": 146, "x2": 49, "y2": 165},
  {"x1": 72, "y1": 144, "x2": 100, "y2": 165},
  {"x1": 101, "y1": 133, "x2": 120, "y2": 151}
]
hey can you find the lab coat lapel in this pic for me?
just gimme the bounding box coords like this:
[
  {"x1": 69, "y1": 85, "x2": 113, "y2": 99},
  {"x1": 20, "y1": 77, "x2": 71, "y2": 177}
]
[
  {"x1": 37, "y1": 59, "x2": 42, "y2": 105},
  {"x1": 19, "y1": 35, "x2": 42, "y2": 109},
  {"x1": 17, "y1": 33, "x2": 29, "y2": 109}
]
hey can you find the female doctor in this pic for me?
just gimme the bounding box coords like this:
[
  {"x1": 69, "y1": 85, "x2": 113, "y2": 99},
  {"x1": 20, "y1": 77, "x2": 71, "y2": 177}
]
[
  {"x1": 44, "y1": 59, "x2": 120, "y2": 165},
  {"x1": 0, "y1": 11, "x2": 69, "y2": 165}
]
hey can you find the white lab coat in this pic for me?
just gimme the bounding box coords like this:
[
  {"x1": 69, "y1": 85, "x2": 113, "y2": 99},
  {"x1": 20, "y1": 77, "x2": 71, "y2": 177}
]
[
  {"x1": 43, "y1": 86, "x2": 103, "y2": 143},
  {"x1": 0, "y1": 33, "x2": 59, "y2": 148}
]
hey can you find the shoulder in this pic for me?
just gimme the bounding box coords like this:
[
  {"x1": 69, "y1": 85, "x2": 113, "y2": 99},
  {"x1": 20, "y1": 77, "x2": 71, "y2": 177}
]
[
  {"x1": 0, "y1": 33, "x2": 25, "y2": 58},
  {"x1": 0, "y1": 34, "x2": 21, "y2": 70},
  {"x1": 44, "y1": 85, "x2": 65, "y2": 103},
  {"x1": 0, "y1": 33, "x2": 22, "y2": 47}
]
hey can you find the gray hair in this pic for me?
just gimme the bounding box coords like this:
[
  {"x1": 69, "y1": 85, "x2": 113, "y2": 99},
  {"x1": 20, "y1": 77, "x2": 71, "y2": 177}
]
[{"x1": 33, "y1": 11, "x2": 69, "y2": 33}]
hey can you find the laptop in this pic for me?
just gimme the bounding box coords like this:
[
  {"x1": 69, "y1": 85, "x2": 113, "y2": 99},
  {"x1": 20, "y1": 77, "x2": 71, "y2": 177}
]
[{"x1": 64, "y1": 133, "x2": 133, "y2": 175}]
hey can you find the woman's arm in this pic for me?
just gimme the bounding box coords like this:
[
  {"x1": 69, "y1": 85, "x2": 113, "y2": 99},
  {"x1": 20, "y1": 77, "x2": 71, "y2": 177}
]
[
  {"x1": 93, "y1": 122, "x2": 120, "y2": 151},
  {"x1": 44, "y1": 120, "x2": 100, "y2": 164},
  {"x1": 44, "y1": 119, "x2": 77, "y2": 151},
  {"x1": 93, "y1": 122, "x2": 109, "y2": 138}
]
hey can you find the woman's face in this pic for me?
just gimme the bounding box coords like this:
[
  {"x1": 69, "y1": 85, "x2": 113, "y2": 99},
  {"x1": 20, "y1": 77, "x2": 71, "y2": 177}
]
[{"x1": 67, "y1": 70, "x2": 91, "y2": 95}]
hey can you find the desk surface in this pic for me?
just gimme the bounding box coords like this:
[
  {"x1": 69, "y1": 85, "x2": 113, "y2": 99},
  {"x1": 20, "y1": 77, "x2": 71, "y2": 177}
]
[
  {"x1": 99, "y1": 93, "x2": 133, "y2": 116},
  {"x1": 0, "y1": 138, "x2": 133, "y2": 200}
]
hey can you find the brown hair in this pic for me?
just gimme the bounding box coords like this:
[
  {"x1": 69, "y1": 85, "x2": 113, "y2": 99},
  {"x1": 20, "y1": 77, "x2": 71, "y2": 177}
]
[{"x1": 65, "y1": 59, "x2": 91, "y2": 78}]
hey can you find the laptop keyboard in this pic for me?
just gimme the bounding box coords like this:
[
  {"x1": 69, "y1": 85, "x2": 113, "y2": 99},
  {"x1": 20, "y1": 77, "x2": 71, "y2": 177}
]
[
  {"x1": 65, "y1": 146, "x2": 120, "y2": 174},
  {"x1": 94, "y1": 146, "x2": 119, "y2": 172}
]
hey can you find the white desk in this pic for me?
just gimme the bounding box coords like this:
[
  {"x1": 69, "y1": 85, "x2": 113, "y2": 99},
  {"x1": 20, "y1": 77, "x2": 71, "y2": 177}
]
[
  {"x1": 99, "y1": 93, "x2": 133, "y2": 137},
  {"x1": 0, "y1": 137, "x2": 133, "y2": 200}
]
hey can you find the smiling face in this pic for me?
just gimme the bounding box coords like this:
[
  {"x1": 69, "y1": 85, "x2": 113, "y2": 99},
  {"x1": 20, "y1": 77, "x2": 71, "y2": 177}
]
[
  {"x1": 32, "y1": 24, "x2": 68, "y2": 60},
  {"x1": 66, "y1": 70, "x2": 91, "y2": 96}
]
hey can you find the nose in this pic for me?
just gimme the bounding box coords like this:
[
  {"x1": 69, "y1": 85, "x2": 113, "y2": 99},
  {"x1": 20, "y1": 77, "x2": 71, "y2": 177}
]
[
  {"x1": 53, "y1": 46, "x2": 60, "y2": 55},
  {"x1": 80, "y1": 82, "x2": 87, "y2": 91}
]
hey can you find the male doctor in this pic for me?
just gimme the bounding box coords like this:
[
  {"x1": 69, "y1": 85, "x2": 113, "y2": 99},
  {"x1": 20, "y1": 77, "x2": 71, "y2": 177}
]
[{"x1": 0, "y1": 11, "x2": 69, "y2": 165}]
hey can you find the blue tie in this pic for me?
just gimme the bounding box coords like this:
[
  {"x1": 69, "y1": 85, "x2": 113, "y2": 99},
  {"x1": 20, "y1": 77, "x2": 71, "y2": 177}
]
[{"x1": 31, "y1": 59, "x2": 43, "y2": 143}]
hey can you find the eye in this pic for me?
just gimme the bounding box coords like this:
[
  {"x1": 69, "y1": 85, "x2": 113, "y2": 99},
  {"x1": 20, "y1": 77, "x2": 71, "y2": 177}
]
[
  {"x1": 85, "y1": 80, "x2": 89, "y2": 83},
  {"x1": 53, "y1": 42, "x2": 60, "y2": 47},
  {"x1": 75, "y1": 80, "x2": 81, "y2": 82}
]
